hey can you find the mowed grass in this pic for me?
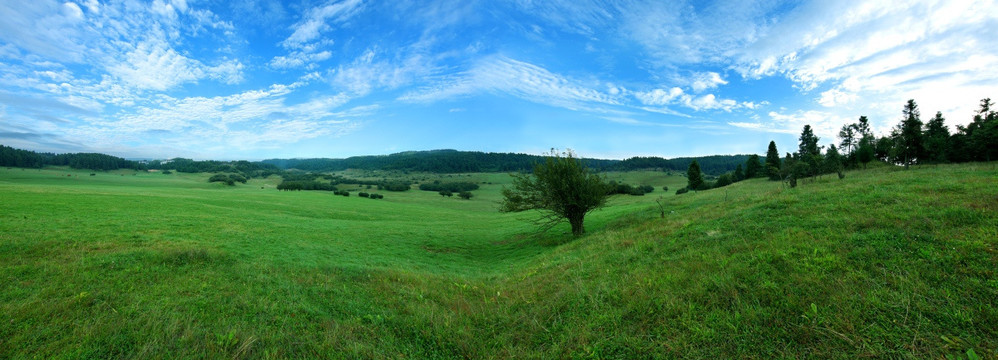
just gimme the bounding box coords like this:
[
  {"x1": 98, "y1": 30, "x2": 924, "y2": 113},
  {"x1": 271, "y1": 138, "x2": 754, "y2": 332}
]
[{"x1": 1, "y1": 163, "x2": 996, "y2": 358}]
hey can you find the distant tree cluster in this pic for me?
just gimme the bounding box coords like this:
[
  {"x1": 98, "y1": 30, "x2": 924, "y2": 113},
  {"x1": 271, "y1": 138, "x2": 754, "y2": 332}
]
[
  {"x1": 208, "y1": 173, "x2": 247, "y2": 186},
  {"x1": 151, "y1": 158, "x2": 279, "y2": 178},
  {"x1": 277, "y1": 180, "x2": 337, "y2": 191},
  {"x1": 378, "y1": 181, "x2": 411, "y2": 192},
  {"x1": 607, "y1": 181, "x2": 655, "y2": 196},
  {"x1": 418, "y1": 181, "x2": 480, "y2": 192}
]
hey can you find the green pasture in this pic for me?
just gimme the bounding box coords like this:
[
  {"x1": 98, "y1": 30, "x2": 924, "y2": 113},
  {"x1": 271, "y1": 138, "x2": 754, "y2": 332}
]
[{"x1": 0, "y1": 164, "x2": 995, "y2": 358}]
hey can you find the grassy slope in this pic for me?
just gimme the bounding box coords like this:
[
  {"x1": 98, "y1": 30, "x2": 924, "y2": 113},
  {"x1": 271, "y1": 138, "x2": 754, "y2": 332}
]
[{"x1": 0, "y1": 164, "x2": 995, "y2": 358}]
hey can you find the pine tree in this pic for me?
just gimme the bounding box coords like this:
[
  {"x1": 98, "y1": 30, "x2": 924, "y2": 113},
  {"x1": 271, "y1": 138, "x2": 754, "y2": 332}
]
[
  {"x1": 824, "y1": 144, "x2": 844, "y2": 178},
  {"x1": 798, "y1": 125, "x2": 823, "y2": 178},
  {"x1": 895, "y1": 99, "x2": 924, "y2": 169},
  {"x1": 687, "y1": 160, "x2": 705, "y2": 191},
  {"x1": 744, "y1": 154, "x2": 762, "y2": 179},
  {"x1": 765, "y1": 141, "x2": 781, "y2": 180},
  {"x1": 838, "y1": 123, "x2": 856, "y2": 155},
  {"x1": 734, "y1": 164, "x2": 745, "y2": 182},
  {"x1": 856, "y1": 135, "x2": 875, "y2": 169},
  {"x1": 923, "y1": 111, "x2": 950, "y2": 163}
]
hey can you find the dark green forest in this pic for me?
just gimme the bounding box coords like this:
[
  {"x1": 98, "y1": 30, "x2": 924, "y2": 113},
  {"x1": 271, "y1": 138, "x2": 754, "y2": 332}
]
[
  {"x1": 0, "y1": 145, "x2": 144, "y2": 171},
  {"x1": 261, "y1": 150, "x2": 751, "y2": 175}
]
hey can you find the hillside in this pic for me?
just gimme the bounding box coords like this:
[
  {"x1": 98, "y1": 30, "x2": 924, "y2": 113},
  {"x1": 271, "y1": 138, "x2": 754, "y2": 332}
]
[{"x1": 0, "y1": 163, "x2": 995, "y2": 358}]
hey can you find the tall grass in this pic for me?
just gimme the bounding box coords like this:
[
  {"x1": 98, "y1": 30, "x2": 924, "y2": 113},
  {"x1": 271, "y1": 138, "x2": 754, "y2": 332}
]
[{"x1": 0, "y1": 164, "x2": 995, "y2": 358}]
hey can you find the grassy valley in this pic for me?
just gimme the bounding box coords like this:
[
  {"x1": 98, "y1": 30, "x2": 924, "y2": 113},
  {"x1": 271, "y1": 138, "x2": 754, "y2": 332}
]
[{"x1": 0, "y1": 163, "x2": 995, "y2": 358}]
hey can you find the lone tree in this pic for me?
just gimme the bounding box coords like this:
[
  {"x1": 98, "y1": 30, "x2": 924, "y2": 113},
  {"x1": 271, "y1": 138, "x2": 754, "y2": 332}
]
[{"x1": 500, "y1": 150, "x2": 610, "y2": 237}]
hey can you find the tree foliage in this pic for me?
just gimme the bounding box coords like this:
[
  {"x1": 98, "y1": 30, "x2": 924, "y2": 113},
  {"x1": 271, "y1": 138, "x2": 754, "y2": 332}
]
[{"x1": 499, "y1": 150, "x2": 610, "y2": 237}]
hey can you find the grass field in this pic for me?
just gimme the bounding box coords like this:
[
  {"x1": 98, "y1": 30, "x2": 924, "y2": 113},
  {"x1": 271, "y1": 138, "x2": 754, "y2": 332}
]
[{"x1": 0, "y1": 164, "x2": 995, "y2": 358}]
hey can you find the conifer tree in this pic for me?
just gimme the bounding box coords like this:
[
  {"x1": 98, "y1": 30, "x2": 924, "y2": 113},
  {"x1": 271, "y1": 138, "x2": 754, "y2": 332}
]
[
  {"x1": 765, "y1": 141, "x2": 781, "y2": 180},
  {"x1": 895, "y1": 99, "x2": 924, "y2": 169},
  {"x1": 744, "y1": 154, "x2": 762, "y2": 179},
  {"x1": 923, "y1": 111, "x2": 950, "y2": 163},
  {"x1": 687, "y1": 160, "x2": 705, "y2": 191}
]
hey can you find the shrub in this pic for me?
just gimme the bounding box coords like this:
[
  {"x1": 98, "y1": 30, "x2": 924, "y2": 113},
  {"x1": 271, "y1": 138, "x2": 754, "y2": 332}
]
[
  {"x1": 675, "y1": 187, "x2": 689, "y2": 195},
  {"x1": 458, "y1": 191, "x2": 473, "y2": 200},
  {"x1": 359, "y1": 192, "x2": 370, "y2": 198}
]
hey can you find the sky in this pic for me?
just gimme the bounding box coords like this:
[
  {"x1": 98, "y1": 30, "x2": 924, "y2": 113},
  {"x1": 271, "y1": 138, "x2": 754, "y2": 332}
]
[{"x1": 1, "y1": 0, "x2": 996, "y2": 160}]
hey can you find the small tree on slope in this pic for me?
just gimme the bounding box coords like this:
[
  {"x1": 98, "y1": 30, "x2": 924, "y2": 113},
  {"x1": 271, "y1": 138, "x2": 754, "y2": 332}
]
[{"x1": 500, "y1": 150, "x2": 610, "y2": 237}]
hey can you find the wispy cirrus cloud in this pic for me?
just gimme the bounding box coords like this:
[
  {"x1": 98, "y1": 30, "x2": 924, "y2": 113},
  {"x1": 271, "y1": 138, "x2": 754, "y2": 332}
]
[
  {"x1": 281, "y1": 0, "x2": 364, "y2": 49},
  {"x1": 400, "y1": 56, "x2": 619, "y2": 110}
]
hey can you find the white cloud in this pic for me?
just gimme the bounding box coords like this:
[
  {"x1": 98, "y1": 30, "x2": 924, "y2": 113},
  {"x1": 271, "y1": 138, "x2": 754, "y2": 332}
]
[
  {"x1": 730, "y1": 1, "x2": 998, "y2": 125},
  {"x1": 818, "y1": 88, "x2": 857, "y2": 107},
  {"x1": 62, "y1": 2, "x2": 84, "y2": 20},
  {"x1": 107, "y1": 40, "x2": 204, "y2": 91},
  {"x1": 282, "y1": 0, "x2": 364, "y2": 49},
  {"x1": 269, "y1": 50, "x2": 332, "y2": 69},
  {"x1": 690, "y1": 72, "x2": 727, "y2": 92},
  {"x1": 634, "y1": 87, "x2": 684, "y2": 106},
  {"x1": 634, "y1": 87, "x2": 749, "y2": 112}
]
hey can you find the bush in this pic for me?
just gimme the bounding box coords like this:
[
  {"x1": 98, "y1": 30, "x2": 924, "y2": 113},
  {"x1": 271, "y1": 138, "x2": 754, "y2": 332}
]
[
  {"x1": 662, "y1": 186, "x2": 668, "y2": 192},
  {"x1": 369, "y1": 193, "x2": 383, "y2": 199},
  {"x1": 162, "y1": 170, "x2": 172, "y2": 174},
  {"x1": 676, "y1": 187, "x2": 689, "y2": 195},
  {"x1": 358, "y1": 192, "x2": 370, "y2": 198},
  {"x1": 439, "y1": 190, "x2": 453, "y2": 197},
  {"x1": 458, "y1": 191, "x2": 473, "y2": 200}
]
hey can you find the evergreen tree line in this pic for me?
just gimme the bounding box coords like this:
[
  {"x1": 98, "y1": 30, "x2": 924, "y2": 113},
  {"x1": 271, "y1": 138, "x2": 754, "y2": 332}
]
[
  {"x1": 0, "y1": 145, "x2": 145, "y2": 171},
  {"x1": 678, "y1": 97, "x2": 996, "y2": 192}
]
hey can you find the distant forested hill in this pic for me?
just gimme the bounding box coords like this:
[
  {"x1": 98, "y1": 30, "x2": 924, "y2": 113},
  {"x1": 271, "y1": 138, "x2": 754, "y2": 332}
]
[
  {"x1": 1, "y1": 145, "x2": 753, "y2": 175},
  {"x1": 261, "y1": 150, "x2": 753, "y2": 175},
  {"x1": 0, "y1": 145, "x2": 145, "y2": 171}
]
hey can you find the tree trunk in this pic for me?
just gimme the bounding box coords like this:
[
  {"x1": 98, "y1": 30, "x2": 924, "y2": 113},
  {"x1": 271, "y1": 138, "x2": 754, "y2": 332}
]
[{"x1": 568, "y1": 215, "x2": 585, "y2": 237}]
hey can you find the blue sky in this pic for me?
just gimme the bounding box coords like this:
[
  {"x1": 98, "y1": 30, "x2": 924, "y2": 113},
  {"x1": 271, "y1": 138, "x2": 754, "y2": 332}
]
[{"x1": 1, "y1": 0, "x2": 996, "y2": 160}]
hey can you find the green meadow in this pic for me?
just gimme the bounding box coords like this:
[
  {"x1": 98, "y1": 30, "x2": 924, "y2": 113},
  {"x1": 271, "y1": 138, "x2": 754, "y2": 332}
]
[{"x1": 0, "y1": 164, "x2": 995, "y2": 358}]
